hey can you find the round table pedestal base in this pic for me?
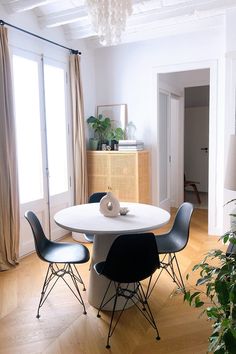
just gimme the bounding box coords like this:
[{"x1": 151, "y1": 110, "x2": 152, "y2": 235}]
[{"x1": 88, "y1": 233, "x2": 136, "y2": 311}]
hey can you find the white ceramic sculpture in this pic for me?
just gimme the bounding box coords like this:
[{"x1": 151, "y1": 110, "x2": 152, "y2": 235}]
[{"x1": 99, "y1": 192, "x2": 120, "y2": 217}]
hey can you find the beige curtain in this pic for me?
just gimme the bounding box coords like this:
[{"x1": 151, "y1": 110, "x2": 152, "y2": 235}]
[
  {"x1": 0, "y1": 26, "x2": 20, "y2": 271},
  {"x1": 69, "y1": 54, "x2": 88, "y2": 204}
]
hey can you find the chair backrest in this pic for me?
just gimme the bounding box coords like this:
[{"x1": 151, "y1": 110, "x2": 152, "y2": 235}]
[
  {"x1": 169, "y1": 202, "x2": 194, "y2": 252},
  {"x1": 88, "y1": 192, "x2": 107, "y2": 204},
  {"x1": 100, "y1": 233, "x2": 160, "y2": 283},
  {"x1": 24, "y1": 210, "x2": 50, "y2": 261}
]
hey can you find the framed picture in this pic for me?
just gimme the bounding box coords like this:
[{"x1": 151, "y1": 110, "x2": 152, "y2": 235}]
[{"x1": 97, "y1": 104, "x2": 127, "y2": 130}]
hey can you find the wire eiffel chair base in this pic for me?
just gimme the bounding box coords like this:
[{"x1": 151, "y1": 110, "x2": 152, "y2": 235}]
[
  {"x1": 145, "y1": 253, "x2": 186, "y2": 300},
  {"x1": 36, "y1": 262, "x2": 87, "y2": 318},
  {"x1": 97, "y1": 281, "x2": 160, "y2": 349}
]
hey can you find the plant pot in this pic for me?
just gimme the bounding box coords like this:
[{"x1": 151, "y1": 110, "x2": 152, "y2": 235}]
[{"x1": 89, "y1": 138, "x2": 99, "y2": 151}]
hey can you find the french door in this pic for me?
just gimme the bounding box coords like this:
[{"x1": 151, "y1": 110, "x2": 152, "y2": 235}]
[{"x1": 12, "y1": 50, "x2": 72, "y2": 256}]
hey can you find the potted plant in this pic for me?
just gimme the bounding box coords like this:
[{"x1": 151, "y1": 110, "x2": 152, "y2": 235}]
[
  {"x1": 107, "y1": 127, "x2": 125, "y2": 150},
  {"x1": 184, "y1": 231, "x2": 236, "y2": 353},
  {"x1": 87, "y1": 114, "x2": 111, "y2": 150}
]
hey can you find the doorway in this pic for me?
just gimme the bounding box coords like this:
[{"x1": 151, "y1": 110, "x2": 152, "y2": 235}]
[
  {"x1": 184, "y1": 85, "x2": 209, "y2": 209},
  {"x1": 156, "y1": 64, "x2": 219, "y2": 234}
]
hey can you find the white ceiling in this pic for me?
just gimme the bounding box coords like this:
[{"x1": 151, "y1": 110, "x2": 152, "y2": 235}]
[{"x1": 1, "y1": 0, "x2": 236, "y2": 46}]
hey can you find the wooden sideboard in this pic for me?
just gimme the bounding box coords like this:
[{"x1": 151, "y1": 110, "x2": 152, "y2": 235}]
[{"x1": 87, "y1": 150, "x2": 151, "y2": 204}]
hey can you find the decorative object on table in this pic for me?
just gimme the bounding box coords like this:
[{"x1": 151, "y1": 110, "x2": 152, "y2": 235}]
[
  {"x1": 97, "y1": 104, "x2": 127, "y2": 131},
  {"x1": 99, "y1": 191, "x2": 120, "y2": 217},
  {"x1": 87, "y1": 114, "x2": 111, "y2": 150},
  {"x1": 125, "y1": 121, "x2": 136, "y2": 139},
  {"x1": 119, "y1": 207, "x2": 129, "y2": 215},
  {"x1": 118, "y1": 139, "x2": 144, "y2": 151}
]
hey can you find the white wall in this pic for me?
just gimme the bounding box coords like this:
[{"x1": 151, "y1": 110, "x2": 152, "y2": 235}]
[
  {"x1": 92, "y1": 28, "x2": 225, "y2": 235},
  {"x1": 2, "y1": 4, "x2": 236, "y2": 235}
]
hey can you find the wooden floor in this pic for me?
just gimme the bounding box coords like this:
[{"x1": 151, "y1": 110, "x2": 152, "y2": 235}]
[{"x1": 0, "y1": 208, "x2": 225, "y2": 354}]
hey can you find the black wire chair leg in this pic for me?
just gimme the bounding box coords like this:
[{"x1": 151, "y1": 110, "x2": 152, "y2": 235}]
[
  {"x1": 172, "y1": 255, "x2": 186, "y2": 292},
  {"x1": 67, "y1": 264, "x2": 87, "y2": 314},
  {"x1": 106, "y1": 285, "x2": 120, "y2": 349},
  {"x1": 36, "y1": 263, "x2": 60, "y2": 318},
  {"x1": 138, "y1": 284, "x2": 160, "y2": 340},
  {"x1": 131, "y1": 283, "x2": 160, "y2": 340},
  {"x1": 97, "y1": 280, "x2": 113, "y2": 318},
  {"x1": 72, "y1": 264, "x2": 86, "y2": 291},
  {"x1": 145, "y1": 254, "x2": 168, "y2": 300}
]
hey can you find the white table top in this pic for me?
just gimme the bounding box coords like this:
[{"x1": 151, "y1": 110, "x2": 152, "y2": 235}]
[{"x1": 54, "y1": 202, "x2": 170, "y2": 235}]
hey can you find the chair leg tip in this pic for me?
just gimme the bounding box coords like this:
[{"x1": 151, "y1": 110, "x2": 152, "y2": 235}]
[
  {"x1": 36, "y1": 314, "x2": 40, "y2": 319},
  {"x1": 83, "y1": 311, "x2": 87, "y2": 315},
  {"x1": 156, "y1": 336, "x2": 161, "y2": 341},
  {"x1": 97, "y1": 314, "x2": 101, "y2": 318},
  {"x1": 106, "y1": 344, "x2": 111, "y2": 349}
]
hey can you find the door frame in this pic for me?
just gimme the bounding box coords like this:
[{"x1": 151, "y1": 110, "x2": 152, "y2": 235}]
[{"x1": 152, "y1": 59, "x2": 224, "y2": 236}]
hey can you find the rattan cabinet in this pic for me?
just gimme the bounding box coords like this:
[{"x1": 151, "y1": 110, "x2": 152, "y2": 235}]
[{"x1": 87, "y1": 151, "x2": 151, "y2": 204}]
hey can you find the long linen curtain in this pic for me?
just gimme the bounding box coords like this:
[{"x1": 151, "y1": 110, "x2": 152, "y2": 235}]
[
  {"x1": 0, "y1": 26, "x2": 20, "y2": 271},
  {"x1": 69, "y1": 54, "x2": 88, "y2": 204}
]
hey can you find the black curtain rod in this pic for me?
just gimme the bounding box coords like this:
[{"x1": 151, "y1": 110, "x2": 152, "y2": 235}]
[{"x1": 0, "y1": 19, "x2": 81, "y2": 55}]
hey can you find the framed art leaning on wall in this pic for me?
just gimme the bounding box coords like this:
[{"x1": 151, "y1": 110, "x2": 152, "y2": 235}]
[{"x1": 97, "y1": 104, "x2": 127, "y2": 130}]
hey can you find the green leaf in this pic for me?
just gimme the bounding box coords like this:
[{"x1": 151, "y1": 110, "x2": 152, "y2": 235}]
[
  {"x1": 189, "y1": 291, "x2": 201, "y2": 304},
  {"x1": 183, "y1": 290, "x2": 191, "y2": 302},
  {"x1": 224, "y1": 330, "x2": 236, "y2": 353},
  {"x1": 215, "y1": 280, "x2": 229, "y2": 305}
]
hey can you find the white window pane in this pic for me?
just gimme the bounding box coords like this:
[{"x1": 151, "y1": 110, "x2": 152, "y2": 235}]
[
  {"x1": 13, "y1": 55, "x2": 44, "y2": 204},
  {"x1": 44, "y1": 64, "x2": 69, "y2": 196}
]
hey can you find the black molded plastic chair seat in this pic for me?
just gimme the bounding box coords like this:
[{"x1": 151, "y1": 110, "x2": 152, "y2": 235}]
[
  {"x1": 24, "y1": 210, "x2": 90, "y2": 318},
  {"x1": 94, "y1": 233, "x2": 161, "y2": 349},
  {"x1": 41, "y1": 241, "x2": 90, "y2": 264},
  {"x1": 155, "y1": 231, "x2": 187, "y2": 254},
  {"x1": 146, "y1": 202, "x2": 194, "y2": 298}
]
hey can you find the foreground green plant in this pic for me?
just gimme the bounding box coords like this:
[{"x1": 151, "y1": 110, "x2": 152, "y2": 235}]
[{"x1": 184, "y1": 232, "x2": 236, "y2": 353}]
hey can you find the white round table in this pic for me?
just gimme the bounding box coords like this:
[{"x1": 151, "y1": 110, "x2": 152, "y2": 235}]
[{"x1": 54, "y1": 202, "x2": 170, "y2": 310}]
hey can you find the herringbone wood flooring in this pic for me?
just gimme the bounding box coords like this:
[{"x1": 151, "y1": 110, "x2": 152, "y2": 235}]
[{"x1": 0, "y1": 208, "x2": 225, "y2": 354}]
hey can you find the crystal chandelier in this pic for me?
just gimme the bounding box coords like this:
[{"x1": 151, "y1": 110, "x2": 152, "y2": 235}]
[{"x1": 87, "y1": 0, "x2": 133, "y2": 46}]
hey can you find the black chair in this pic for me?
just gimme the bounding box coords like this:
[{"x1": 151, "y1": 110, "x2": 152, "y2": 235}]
[
  {"x1": 84, "y1": 192, "x2": 107, "y2": 242},
  {"x1": 94, "y1": 232, "x2": 161, "y2": 349},
  {"x1": 24, "y1": 210, "x2": 90, "y2": 318},
  {"x1": 146, "y1": 202, "x2": 194, "y2": 298}
]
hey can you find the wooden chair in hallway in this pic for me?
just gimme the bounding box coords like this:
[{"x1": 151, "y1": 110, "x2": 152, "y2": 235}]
[{"x1": 184, "y1": 174, "x2": 201, "y2": 204}]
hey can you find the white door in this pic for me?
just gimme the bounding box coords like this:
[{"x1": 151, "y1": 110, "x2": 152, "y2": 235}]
[
  {"x1": 158, "y1": 90, "x2": 171, "y2": 211},
  {"x1": 43, "y1": 59, "x2": 72, "y2": 240},
  {"x1": 12, "y1": 51, "x2": 72, "y2": 256},
  {"x1": 184, "y1": 106, "x2": 209, "y2": 192}
]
